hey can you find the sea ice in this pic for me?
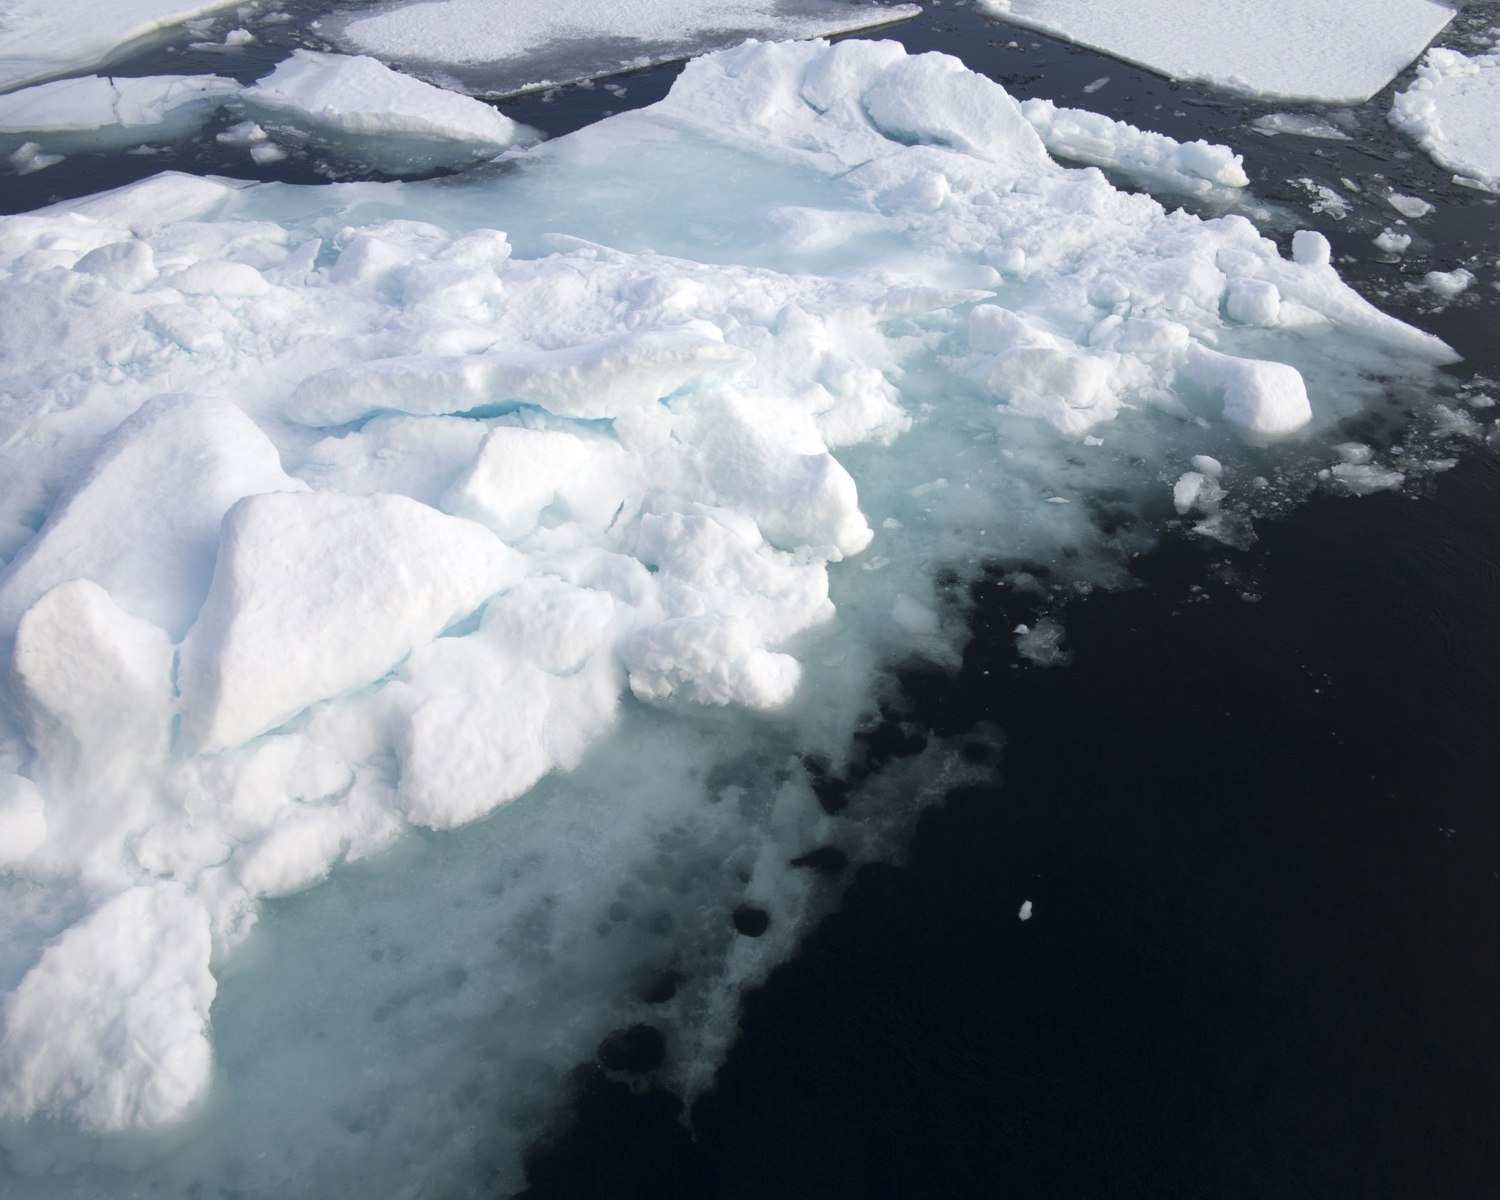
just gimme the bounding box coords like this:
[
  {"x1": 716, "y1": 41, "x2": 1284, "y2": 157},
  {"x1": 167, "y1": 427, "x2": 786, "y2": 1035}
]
[
  {"x1": 332, "y1": 0, "x2": 922, "y2": 94},
  {"x1": 0, "y1": 36, "x2": 1461, "y2": 1199},
  {"x1": 0, "y1": 0, "x2": 243, "y2": 93},
  {"x1": 1390, "y1": 46, "x2": 1500, "y2": 193},
  {"x1": 977, "y1": 0, "x2": 1455, "y2": 103},
  {"x1": 240, "y1": 50, "x2": 532, "y2": 173},
  {"x1": 1020, "y1": 97, "x2": 1248, "y2": 198},
  {"x1": 0, "y1": 74, "x2": 237, "y2": 157}
]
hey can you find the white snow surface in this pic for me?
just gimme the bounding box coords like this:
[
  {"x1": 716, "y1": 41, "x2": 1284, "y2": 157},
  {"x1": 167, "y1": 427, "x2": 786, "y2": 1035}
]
[
  {"x1": 977, "y1": 0, "x2": 1456, "y2": 103},
  {"x1": 0, "y1": 36, "x2": 1460, "y2": 1197},
  {"x1": 0, "y1": 75, "x2": 236, "y2": 152},
  {"x1": 1390, "y1": 46, "x2": 1500, "y2": 193},
  {"x1": 240, "y1": 50, "x2": 529, "y2": 169},
  {"x1": 334, "y1": 0, "x2": 922, "y2": 94},
  {"x1": 1020, "y1": 96, "x2": 1248, "y2": 198},
  {"x1": 0, "y1": 0, "x2": 242, "y2": 93}
]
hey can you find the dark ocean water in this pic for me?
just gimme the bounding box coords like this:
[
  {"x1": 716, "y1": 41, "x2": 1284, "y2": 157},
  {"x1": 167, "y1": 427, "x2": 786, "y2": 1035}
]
[{"x1": 6, "y1": 3, "x2": 1500, "y2": 1196}]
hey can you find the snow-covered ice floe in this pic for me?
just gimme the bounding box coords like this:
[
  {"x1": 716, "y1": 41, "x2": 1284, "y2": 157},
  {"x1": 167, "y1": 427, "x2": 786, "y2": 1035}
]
[
  {"x1": 0, "y1": 36, "x2": 1460, "y2": 1199},
  {"x1": 239, "y1": 50, "x2": 535, "y2": 173},
  {"x1": 0, "y1": 0, "x2": 243, "y2": 93},
  {"x1": 332, "y1": 0, "x2": 922, "y2": 94},
  {"x1": 0, "y1": 74, "x2": 236, "y2": 162},
  {"x1": 977, "y1": 0, "x2": 1456, "y2": 103},
  {"x1": 1390, "y1": 45, "x2": 1500, "y2": 193}
]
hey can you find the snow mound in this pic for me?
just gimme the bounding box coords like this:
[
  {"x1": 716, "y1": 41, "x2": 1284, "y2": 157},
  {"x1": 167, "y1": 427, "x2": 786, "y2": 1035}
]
[
  {"x1": 0, "y1": 0, "x2": 242, "y2": 93},
  {"x1": 978, "y1": 0, "x2": 1456, "y2": 103},
  {"x1": 0, "y1": 36, "x2": 1459, "y2": 1197},
  {"x1": 240, "y1": 50, "x2": 531, "y2": 173},
  {"x1": 1390, "y1": 46, "x2": 1500, "y2": 193}
]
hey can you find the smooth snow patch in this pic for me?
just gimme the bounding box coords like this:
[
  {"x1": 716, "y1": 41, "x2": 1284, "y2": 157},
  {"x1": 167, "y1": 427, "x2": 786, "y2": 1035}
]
[
  {"x1": 0, "y1": 0, "x2": 242, "y2": 93},
  {"x1": 977, "y1": 0, "x2": 1456, "y2": 103},
  {"x1": 334, "y1": 0, "x2": 923, "y2": 95},
  {"x1": 1391, "y1": 46, "x2": 1500, "y2": 193}
]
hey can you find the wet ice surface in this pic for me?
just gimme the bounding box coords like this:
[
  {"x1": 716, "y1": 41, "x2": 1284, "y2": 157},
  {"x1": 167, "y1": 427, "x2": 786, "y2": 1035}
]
[{"x1": 1, "y1": 2, "x2": 1500, "y2": 1198}]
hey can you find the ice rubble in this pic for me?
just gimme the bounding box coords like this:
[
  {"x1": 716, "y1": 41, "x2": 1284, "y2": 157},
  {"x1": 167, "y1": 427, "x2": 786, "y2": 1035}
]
[
  {"x1": 0, "y1": 35, "x2": 1458, "y2": 1195},
  {"x1": 1390, "y1": 46, "x2": 1500, "y2": 193},
  {"x1": 0, "y1": 0, "x2": 242, "y2": 93},
  {"x1": 977, "y1": 0, "x2": 1456, "y2": 103},
  {"x1": 332, "y1": 0, "x2": 921, "y2": 94},
  {"x1": 240, "y1": 50, "x2": 532, "y2": 172}
]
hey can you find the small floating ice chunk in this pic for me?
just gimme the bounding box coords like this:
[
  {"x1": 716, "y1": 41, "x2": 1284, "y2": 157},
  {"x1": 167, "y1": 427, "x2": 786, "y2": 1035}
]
[
  {"x1": 1190, "y1": 454, "x2": 1223, "y2": 478},
  {"x1": 1251, "y1": 112, "x2": 1352, "y2": 140},
  {"x1": 975, "y1": 0, "x2": 1455, "y2": 103},
  {"x1": 6, "y1": 140, "x2": 60, "y2": 172},
  {"x1": 1387, "y1": 191, "x2": 1434, "y2": 218},
  {"x1": 241, "y1": 50, "x2": 529, "y2": 173},
  {"x1": 1423, "y1": 267, "x2": 1474, "y2": 298},
  {"x1": 1172, "y1": 470, "x2": 1225, "y2": 515},
  {"x1": 1374, "y1": 228, "x2": 1412, "y2": 254},
  {"x1": 1330, "y1": 461, "x2": 1406, "y2": 494},
  {"x1": 1014, "y1": 618, "x2": 1070, "y2": 667},
  {"x1": 1390, "y1": 47, "x2": 1500, "y2": 194},
  {"x1": 1018, "y1": 899, "x2": 1033, "y2": 920}
]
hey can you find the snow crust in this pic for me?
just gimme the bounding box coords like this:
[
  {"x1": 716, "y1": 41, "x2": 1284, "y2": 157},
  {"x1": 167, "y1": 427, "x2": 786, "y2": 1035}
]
[
  {"x1": 0, "y1": 0, "x2": 242, "y2": 93},
  {"x1": 0, "y1": 36, "x2": 1459, "y2": 1195},
  {"x1": 1390, "y1": 46, "x2": 1500, "y2": 193},
  {"x1": 240, "y1": 50, "x2": 531, "y2": 171},
  {"x1": 977, "y1": 0, "x2": 1456, "y2": 103},
  {"x1": 333, "y1": 0, "x2": 922, "y2": 94}
]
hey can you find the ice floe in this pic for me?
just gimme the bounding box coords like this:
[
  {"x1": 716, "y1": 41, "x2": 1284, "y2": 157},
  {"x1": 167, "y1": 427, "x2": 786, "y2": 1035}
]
[
  {"x1": 240, "y1": 50, "x2": 533, "y2": 173},
  {"x1": 977, "y1": 0, "x2": 1456, "y2": 103},
  {"x1": 332, "y1": 0, "x2": 922, "y2": 94},
  {"x1": 0, "y1": 74, "x2": 236, "y2": 162},
  {"x1": 0, "y1": 0, "x2": 242, "y2": 93},
  {"x1": 0, "y1": 35, "x2": 1463, "y2": 1197},
  {"x1": 1390, "y1": 45, "x2": 1500, "y2": 193}
]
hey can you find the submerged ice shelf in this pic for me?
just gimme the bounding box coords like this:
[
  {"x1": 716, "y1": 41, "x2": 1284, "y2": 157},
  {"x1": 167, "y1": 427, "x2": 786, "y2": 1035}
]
[
  {"x1": 0, "y1": 34, "x2": 1464, "y2": 1200},
  {"x1": 977, "y1": 0, "x2": 1456, "y2": 103}
]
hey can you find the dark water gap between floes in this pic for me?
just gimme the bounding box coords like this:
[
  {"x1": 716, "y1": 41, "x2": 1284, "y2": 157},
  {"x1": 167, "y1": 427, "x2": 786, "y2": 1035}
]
[{"x1": 511, "y1": 6, "x2": 1500, "y2": 1200}]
